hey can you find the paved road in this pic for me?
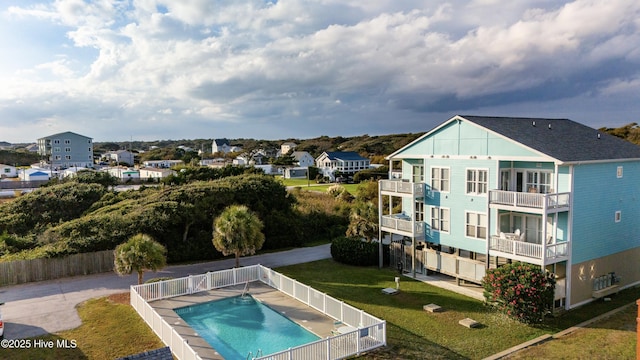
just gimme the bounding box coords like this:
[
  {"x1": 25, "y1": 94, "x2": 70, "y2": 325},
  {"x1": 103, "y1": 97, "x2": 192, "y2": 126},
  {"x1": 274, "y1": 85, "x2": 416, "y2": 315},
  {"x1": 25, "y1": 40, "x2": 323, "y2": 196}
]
[{"x1": 0, "y1": 244, "x2": 331, "y2": 340}]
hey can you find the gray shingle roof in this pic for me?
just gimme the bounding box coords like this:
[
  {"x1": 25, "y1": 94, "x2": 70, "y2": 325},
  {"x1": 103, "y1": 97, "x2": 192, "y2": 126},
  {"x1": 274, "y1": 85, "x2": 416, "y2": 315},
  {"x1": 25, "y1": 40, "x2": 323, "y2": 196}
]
[
  {"x1": 460, "y1": 115, "x2": 640, "y2": 162},
  {"x1": 325, "y1": 151, "x2": 368, "y2": 161},
  {"x1": 213, "y1": 138, "x2": 229, "y2": 146}
]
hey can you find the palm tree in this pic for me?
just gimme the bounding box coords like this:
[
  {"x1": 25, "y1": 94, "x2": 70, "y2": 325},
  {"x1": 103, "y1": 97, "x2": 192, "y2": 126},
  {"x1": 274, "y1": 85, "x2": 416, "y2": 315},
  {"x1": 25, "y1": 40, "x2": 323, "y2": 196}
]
[
  {"x1": 346, "y1": 201, "x2": 379, "y2": 242},
  {"x1": 114, "y1": 233, "x2": 167, "y2": 285},
  {"x1": 213, "y1": 204, "x2": 265, "y2": 268}
]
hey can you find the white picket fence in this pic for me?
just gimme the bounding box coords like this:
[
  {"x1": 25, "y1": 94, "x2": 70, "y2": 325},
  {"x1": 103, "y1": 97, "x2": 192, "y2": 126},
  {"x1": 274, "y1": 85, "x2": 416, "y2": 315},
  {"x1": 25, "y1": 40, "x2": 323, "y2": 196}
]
[{"x1": 130, "y1": 265, "x2": 386, "y2": 360}]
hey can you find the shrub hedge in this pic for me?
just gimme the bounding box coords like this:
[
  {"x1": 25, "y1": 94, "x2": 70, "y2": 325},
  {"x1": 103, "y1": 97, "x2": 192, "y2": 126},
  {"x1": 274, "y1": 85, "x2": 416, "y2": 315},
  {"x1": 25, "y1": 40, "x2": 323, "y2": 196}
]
[{"x1": 330, "y1": 236, "x2": 389, "y2": 266}]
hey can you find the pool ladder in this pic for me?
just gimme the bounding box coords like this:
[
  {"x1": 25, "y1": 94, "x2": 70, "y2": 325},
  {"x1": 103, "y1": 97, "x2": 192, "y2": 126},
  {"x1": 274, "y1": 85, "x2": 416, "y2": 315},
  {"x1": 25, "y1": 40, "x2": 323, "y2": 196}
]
[
  {"x1": 241, "y1": 281, "x2": 250, "y2": 297},
  {"x1": 247, "y1": 349, "x2": 263, "y2": 359}
]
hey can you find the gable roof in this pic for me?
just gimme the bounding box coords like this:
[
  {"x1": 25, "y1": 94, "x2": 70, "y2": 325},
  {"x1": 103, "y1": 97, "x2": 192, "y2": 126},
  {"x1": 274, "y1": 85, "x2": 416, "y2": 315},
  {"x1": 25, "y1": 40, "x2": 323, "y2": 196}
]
[
  {"x1": 323, "y1": 151, "x2": 368, "y2": 161},
  {"x1": 460, "y1": 115, "x2": 640, "y2": 162},
  {"x1": 212, "y1": 139, "x2": 230, "y2": 146},
  {"x1": 38, "y1": 131, "x2": 92, "y2": 140},
  {"x1": 291, "y1": 151, "x2": 312, "y2": 160}
]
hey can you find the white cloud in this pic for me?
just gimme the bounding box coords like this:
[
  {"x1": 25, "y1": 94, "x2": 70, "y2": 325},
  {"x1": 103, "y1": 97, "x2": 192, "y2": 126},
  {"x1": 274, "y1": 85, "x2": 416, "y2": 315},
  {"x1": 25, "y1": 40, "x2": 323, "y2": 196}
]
[{"x1": 1, "y1": 0, "x2": 640, "y2": 142}]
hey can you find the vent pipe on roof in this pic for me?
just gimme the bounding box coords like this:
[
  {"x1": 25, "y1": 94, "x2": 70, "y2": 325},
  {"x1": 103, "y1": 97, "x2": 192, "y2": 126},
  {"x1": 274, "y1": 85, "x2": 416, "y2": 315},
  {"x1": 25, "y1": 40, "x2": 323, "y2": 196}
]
[
  {"x1": 532, "y1": 121, "x2": 536, "y2": 127},
  {"x1": 597, "y1": 133, "x2": 601, "y2": 139},
  {"x1": 548, "y1": 124, "x2": 552, "y2": 130}
]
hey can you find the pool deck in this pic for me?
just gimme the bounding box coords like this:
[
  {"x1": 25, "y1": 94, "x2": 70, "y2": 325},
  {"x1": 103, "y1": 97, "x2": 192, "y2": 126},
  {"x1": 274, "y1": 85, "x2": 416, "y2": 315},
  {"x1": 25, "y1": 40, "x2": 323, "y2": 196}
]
[{"x1": 150, "y1": 282, "x2": 338, "y2": 360}]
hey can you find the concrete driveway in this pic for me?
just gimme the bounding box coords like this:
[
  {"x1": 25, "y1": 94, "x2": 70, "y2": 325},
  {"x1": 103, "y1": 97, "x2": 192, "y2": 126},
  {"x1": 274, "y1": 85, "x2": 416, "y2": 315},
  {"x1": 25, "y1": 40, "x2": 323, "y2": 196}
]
[{"x1": 0, "y1": 244, "x2": 331, "y2": 340}]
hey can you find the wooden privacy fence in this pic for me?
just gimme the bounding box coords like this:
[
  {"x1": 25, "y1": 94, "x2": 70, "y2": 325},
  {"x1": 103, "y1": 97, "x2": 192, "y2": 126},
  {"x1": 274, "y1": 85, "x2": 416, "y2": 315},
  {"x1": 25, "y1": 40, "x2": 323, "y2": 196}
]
[{"x1": 0, "y1": 250, "x2": 114, "y2": 286}]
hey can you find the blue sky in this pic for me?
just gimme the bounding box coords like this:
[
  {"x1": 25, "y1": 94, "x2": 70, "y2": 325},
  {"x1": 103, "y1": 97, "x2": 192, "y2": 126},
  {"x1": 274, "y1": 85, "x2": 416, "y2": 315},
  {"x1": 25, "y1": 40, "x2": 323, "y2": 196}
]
[{"x1": 1, "y1": 0, "x2": 639, "y2": 143}]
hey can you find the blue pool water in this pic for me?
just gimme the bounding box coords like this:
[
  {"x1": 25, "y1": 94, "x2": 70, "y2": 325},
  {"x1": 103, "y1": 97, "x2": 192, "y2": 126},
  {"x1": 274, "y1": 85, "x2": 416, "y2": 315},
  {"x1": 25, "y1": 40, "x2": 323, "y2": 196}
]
[{"x1": 175, "y1": 295, "x2": 320, "y2": 359}]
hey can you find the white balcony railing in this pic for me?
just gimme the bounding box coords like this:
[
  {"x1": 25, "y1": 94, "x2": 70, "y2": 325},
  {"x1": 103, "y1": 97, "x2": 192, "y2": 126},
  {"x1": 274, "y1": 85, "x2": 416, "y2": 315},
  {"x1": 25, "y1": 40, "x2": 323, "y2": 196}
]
[
  {"x1": 489, "y1": 236, "x2": 569, "y2": 264},
  {"x1": 380, "y1": 214, "x2": 424, "y2": 239},
  {"x1": 489, "y1": 190, "x2": 570, "y2": 210},
  {"x1": 379, "y1": 180, "x2": 424, "y2": 197}
]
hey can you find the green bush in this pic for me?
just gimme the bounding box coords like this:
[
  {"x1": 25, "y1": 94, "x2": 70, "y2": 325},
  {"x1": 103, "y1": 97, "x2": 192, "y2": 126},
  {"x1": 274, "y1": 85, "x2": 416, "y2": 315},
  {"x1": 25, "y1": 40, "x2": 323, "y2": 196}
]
[
  {"x1": 482, "y1": 262, "x2": 555, "y2": 323},
  {"x1": 330, "y1": 236, "x2": 387, "y2": 266}
]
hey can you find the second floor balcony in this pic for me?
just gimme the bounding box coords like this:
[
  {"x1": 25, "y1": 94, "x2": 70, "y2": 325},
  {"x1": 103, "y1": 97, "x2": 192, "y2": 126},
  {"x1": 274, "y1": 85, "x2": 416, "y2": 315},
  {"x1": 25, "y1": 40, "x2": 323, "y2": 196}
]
[
  {"x1": 380, "y1": 213, "x2": 425, "y2": 240},
  {"x1": 489, "y1": 190, "x2": 570, "y2": 214},
  {"x1": 379, "y1": 179, "x2": 425, "y2": 198},
  {"x1": 489, "y1": 234, "x2": 569, "y2": 266}
]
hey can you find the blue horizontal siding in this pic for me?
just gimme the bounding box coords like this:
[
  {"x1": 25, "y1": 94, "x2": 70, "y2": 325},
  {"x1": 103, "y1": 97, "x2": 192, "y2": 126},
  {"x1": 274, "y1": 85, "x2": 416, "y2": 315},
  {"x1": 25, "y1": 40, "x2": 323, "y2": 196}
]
[{"x1": 572, "y1": 161, "x2": 640, "y2": 263}]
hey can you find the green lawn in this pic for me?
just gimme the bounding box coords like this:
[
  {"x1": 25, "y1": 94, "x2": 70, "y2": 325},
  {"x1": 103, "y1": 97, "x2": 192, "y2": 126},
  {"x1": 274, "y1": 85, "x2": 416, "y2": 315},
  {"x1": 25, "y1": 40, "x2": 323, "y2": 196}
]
[
  {"x1": 277, "y1": 176, "x2": 361, "y2": 194},
  {"x1": 276, "y1": 260, "x2": 640, "y2": 360},
  {"x1": 5, "y1": 260, "x2": 638, "y2": 359},
  {"x1": 506, "y1": 305, "x2": 637, "y2": 359}
]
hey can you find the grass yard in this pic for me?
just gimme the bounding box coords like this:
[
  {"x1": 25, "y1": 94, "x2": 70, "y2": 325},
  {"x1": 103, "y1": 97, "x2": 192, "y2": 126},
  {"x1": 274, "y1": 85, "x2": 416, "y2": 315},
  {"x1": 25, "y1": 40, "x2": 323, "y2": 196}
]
[
  {"x1": 276, "y1": 259, "x2": 640, "y2": 360},
  {"x1": 2, "y1": 293, "x2": 164, "y2": 360},
  {"x1": 4, "y1": 259, "x2": 638, "y2": 359},
  {"x1": 277, "y1": 177, "x2": 361, "y2": 194},
  {"x1": 506, "y1": 305, "x2": 637, "y2": 359}
]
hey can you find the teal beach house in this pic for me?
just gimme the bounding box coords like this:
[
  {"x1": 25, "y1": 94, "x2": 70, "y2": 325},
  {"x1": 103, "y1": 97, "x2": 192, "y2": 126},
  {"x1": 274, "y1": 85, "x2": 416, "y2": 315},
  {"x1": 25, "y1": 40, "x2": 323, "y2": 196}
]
[{"x1": 379, "y1": 115, "x2": 640, "y2": 310}]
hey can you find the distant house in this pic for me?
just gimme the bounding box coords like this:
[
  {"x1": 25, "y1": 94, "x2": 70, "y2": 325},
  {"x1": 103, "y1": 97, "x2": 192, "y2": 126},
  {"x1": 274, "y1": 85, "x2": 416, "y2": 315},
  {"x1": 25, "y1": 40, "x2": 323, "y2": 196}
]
[
  {"x1": 254, "y1": 164, "x2": 280, "y2": 175},
  {"x1": 199, "y1": 158, "x2": 227, "y2": 166},
  {"x1": 233, "y1": 156, "x2": 250, "y2": 166},
  {"x1": 62, "y1": 167, "x2": 90, "y2": 178},
  {"x1": 103, "y1": 150, "x2": 135, "y2": 166},
  {"x1": 142, "y1": 160, "x2": 183, "y2": 169},
  {"x1": 281, "y1": 142, "x2": 297, "y2": 155},
  {"x1": 106, "y1": 167, "x2": 140, "y2": 181},
  {"x1": 139, "y1": 168, "x2": 175, "y2": 180},
  {"x1": 284, "y1": 167, "x2": 308, "y2": 179},
  {"x1": 37, "y1": 131, "x2": 93, "y2": 169},
  {"x1": 212, "y1": 139, "x2": 242, "y2": 154},
  {"x1": 19, "y1": 168, "x2": 50, "y2": 181},
  {"x1": 292, "y1": 151, "x2": 314, "y2": 168},
  {"x1": 315, "y1": 151, "x2": 370, "y2": 181},
  {"x1": 0, "y1": 164, "x2": 17, "y2": 178}
]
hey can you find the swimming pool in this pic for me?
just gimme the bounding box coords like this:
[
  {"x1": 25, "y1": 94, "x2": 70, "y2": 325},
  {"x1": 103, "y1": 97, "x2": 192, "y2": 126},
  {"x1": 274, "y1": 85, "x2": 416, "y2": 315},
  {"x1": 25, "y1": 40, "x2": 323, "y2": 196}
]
[{"x1": 175, "y1": 295, "x2": 321, "y2": 359}]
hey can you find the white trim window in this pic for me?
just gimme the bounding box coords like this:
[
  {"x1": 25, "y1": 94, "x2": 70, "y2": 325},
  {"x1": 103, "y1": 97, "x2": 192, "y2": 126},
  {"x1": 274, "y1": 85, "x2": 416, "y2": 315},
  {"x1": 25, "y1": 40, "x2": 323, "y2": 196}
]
[
  {"x1": 430, "y1": 206, "x2": 450, "y2": 233},
  {"x1": 466, "y1": 169, "x2": 488, "y2": 195},
  {"x1": 526, "y1": 171, "x2": 552, "y2": 194},
  {"x1": 431, "y1": 167, "x2": 450, "y2": 192},
  {"x1": 617, "y1": 166, "x2": 623, "y2": 178},
  {"x1": 412, "y1": 162, "x2": 424, "y2": 183},
  {"x1": 466, "y1": 212, "x2": 487, "y2": 239},
  {"x1": 415, "y1": 201, "x2": 425, "y2": 222},
  {"x1": 615, "y1": 211, "x2": 621, "y2": 223}
]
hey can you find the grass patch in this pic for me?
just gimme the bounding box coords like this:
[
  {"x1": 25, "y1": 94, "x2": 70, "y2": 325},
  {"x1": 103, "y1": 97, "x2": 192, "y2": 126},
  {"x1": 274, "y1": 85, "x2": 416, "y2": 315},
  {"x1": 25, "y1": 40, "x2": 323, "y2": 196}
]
[
  {"x1": 3, "y1": 293, "x2": 164, "y2": 360},
  {"x1": 277, "y1": 177, "x2": 360, "y2": 194},
  {"x1": 276, "y1": 259, "x2": 640, "y2": 359},
  {"x1": 506, "y1": 305, "x2": 637, "y2": 359}
]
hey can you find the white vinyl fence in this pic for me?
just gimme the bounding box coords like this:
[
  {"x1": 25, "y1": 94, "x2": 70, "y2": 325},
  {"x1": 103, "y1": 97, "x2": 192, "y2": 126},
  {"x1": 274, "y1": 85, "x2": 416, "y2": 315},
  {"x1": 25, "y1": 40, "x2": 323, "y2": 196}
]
[{"x1": 130, "y1": 265, "x2": 386, "y2": 360}]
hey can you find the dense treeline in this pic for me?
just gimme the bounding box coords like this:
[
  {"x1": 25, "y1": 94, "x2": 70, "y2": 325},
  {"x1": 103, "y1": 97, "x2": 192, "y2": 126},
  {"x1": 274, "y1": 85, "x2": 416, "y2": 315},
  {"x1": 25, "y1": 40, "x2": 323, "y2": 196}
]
[
  {"x1": 0, "y1": 149, "x2": 41, "y2": 167},
  {"x1": 90, "y1": 132, "x2": 425, "y2": 161},
  {"x1": 0, "y1": 174, "x2": 348, "y2": 263}
]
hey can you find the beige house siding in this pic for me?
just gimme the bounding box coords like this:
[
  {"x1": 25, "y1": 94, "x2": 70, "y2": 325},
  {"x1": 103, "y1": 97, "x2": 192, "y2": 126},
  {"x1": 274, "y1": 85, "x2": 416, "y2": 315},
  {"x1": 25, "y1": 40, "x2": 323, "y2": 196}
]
[{"x1": 570, "y1": 247, "x2": 640, "y2": 308}]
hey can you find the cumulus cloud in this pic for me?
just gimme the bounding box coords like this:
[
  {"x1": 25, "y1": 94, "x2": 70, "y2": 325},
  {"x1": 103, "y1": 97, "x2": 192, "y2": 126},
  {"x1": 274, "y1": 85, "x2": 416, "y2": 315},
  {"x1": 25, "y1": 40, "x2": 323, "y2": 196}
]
[{"x1": 1, "y1": 0, "x2": 639, "y2": 142}]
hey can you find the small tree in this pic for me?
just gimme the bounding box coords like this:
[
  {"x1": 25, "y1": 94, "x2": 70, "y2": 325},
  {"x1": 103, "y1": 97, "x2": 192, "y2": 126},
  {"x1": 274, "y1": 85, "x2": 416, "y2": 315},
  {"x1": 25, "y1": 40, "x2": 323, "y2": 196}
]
[
  {"x1": 482, "y1": 262, "x2": 556, "y2": 323},
  {"x1": 346, "y1": 201, "x2": 379, "y2": 242},
  {"x1": 114, "y1": 233, "x2": 167, "y2": 285},
  {"x1": 213, "y1": 204, "x2": 265, "y2": 268}
]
